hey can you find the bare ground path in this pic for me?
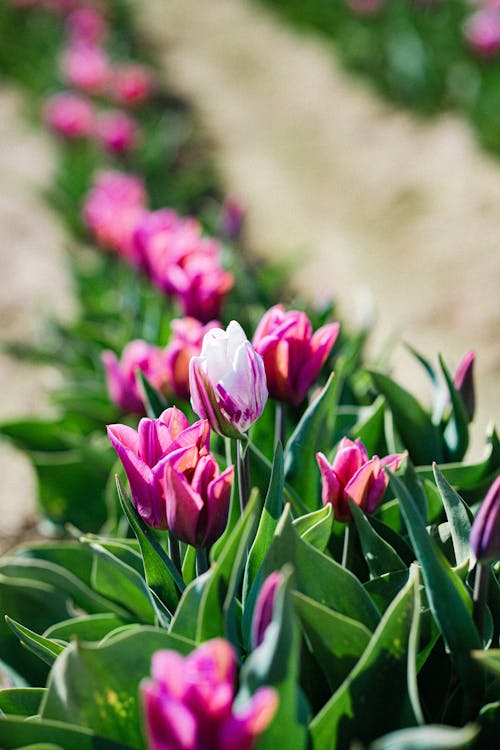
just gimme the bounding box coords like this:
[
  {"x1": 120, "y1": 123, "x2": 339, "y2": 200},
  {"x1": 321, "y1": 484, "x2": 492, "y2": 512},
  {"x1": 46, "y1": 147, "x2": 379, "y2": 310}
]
[
  {"x1": 0, "y1": 86, "x2": 74, "y2": 552},
  {"x1": 141, "y1": 0, "x2": 500, "y2": 450}
]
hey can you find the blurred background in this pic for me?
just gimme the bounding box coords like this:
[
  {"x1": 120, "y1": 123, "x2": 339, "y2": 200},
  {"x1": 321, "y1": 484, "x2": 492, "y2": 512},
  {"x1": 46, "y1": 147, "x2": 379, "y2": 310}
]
[{"x1": 1, "y1": 0, "x2": 499, "y2": 544}]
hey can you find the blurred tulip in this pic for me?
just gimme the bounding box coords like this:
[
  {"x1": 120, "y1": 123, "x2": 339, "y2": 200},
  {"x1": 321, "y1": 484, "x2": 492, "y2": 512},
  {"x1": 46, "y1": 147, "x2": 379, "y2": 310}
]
[
  {"x1": 470, "y1": 475, "x2": 500, "y2": 563},
  {"x1": 66, "y1": 7, "x2": 107, "y2": 44},
  {"x1": 453, "y1": 349, "x2": 475, "y2": 421},
  {"x1": 60, "y1": 41, "x2": 111, "y2": 94},
  {"x1": 347, "y1": 0, "x2": 384, "y2": 15},
  {"x1": 169, "y1": 251, "x2": 234, "y2": 323},
  {"x1": 107, "y1": 408, "x2": 209, "y2": 529},
  {"x1": 110, "y1": 63, "x2": 154, "y2": 107},
  {"x1": 142, "y1": 639, "x2": 278, "y2": 750},
  {"x1": 190, "y1": 321, "x2": 268, "y2": 439},
  {"x1": 316, "y1": 438, "x2": 404, "y2": 522},
  {"x1": 102, "y1": 339, "x2": 170, "y2": 414},
  {"x1": 43, "y1": 91, "x2": 94, "y2": 139},
  {"x1": 95, "y1": 109, "x2": 139, "y2": 155},
  {"x1": 251, "y1": 571, "x2": 284, "y2": 648},
  {"x1": 133, "y1": 208, "x2": 201, "y2": 279},
  {"x1": 253, "y1": 304, "x2": 339, "y2": 405},
  {"x1": 463, "y1": 9, "x2": 500, "y2": 57},
  {"x1": 164, "y1": 317, "x2": 221, "y2": 400},
  {"x1": 220, "y1": 196, "x2": 245, "y2": 240}
]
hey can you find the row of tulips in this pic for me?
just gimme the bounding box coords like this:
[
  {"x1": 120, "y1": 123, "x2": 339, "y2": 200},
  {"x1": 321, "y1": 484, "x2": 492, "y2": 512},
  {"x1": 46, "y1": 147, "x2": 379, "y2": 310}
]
[{"x1": 0, "y1": 2, "x2": 499, "y2": 750}]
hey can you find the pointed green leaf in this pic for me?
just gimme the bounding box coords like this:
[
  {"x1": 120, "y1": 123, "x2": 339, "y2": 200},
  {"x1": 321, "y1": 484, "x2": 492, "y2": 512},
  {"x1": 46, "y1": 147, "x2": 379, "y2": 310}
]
[
  {"x1": 432, "y1": 464, "x2": 472, "y2": 567},
  {"x1": 5, "y1": 618, "x2": 65, "y2": 667},
  {"x1": 0, "y1": 687, "x2": 44, "y2": 717},
  {"x1": 293, "y1": 503, "x2": 333, "y2": 552},
  {"x1": 136, "y1": 370, "x2": 168, "y2": 419},
  {"x1": 439, "y1": 355, "x2": 469, "y2": 463},
  {"x1": 168, "y1": 570, "x2": 212, "y2": 641},
  {"x1": 349, "y1": 500, "x2": 406, "y2": 578},
  {"x1": 44, "y1": 614, "x2": 126, "y2": 643}
]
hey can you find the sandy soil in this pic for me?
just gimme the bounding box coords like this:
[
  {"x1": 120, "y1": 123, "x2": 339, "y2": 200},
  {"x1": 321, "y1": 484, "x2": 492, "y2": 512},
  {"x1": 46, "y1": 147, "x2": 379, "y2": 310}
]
[
  {"x1": 0, "y1": 86, "x2": 74, "y2": 552},
  {"x1": 140, "y1": 0, "x2": 500, "y2": 452}
]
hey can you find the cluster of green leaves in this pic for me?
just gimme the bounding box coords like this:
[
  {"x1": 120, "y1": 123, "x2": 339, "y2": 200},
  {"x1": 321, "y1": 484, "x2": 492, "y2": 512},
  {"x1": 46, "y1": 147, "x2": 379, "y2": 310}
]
[{"x1": 254, "y1": 0, "x2": 500, "y2": 154}]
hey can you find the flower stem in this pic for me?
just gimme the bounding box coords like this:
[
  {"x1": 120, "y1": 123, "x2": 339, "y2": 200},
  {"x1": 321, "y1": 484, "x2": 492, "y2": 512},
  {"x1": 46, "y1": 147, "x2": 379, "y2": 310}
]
[
  {"x1": 274, "y1": 401, "x2": 285, "y2": 449},
  {"x1": 473, "y1": 562, "x2": 490, "y2": 642},
  {"x1": 341, "y1": 524, "x2": 352, "y2": 569},
  {"x1": 168, "y1": 532, "x2": 182, "y2": 576},
  {"x1": 237, "y1": 437, "x2": 251, "y2": 513},
  {"x1": 196, "y1": 547, "x2": 209, "y2": 577}
]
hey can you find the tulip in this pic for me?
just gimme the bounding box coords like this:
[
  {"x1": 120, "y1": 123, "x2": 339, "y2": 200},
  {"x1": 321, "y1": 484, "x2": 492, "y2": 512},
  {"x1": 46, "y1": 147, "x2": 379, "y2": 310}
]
[
  {"x1": 142, "y1": 639, "x2": 278, "y2": 750},
  {"x1": 190, "y1": 321, "x2": 268, "y2": 439},
  {"x1": 251, "y1": 571, "x2": 284, "y2": 649},
  {"x1": 453, "y1": 349, "x2": 475, "y2": 422},
  {"x1": 169, "y1": 251, "x2": 234, "y2": 323},
  {"x1": 107, "y1": 408, "x2": 209, "y2": 529},
  {"x1": 43, "y1": 92, "x2": 94, "y2": 140},
  {"x1": 164, "y1": 318, "x2": 221, "y2": 400},
  {"x1": 347, "y1": 0, "x2": 384, "y2": 16},
  {"x1": 94, "y1": 109, "x2": 139, "y2": 155},
  {"x1": 463, "y1": 10, "x2": 500, "y2": 57},
  {"x1": 66, "y1": 7, "x2": 107, "y2": 45},
  {"x1": 220, "y1": 196, "x2": 245, "y2": 240},
  {"x1": 253, "y1": 304, "x2": 339, "y2": 405},
  {"x1": 133, "y1": 208, "x2": 201, "y2": 280},
  {"x1": 470, "y1": 475, "x2": 500, "y2": 563},
  {"x1": 316, "y1": 438, "x2": 404, "y2": 522},
  {"x1": 60, "y1": 42, "x2": 111, "y2": 94},
  {"x1": 102, "y1": 339, "x2": 170, "y2": 415},
  {"x1": 164, "y1": 448, "x2": 233, "y2": 548},
  {"x1": 110, "y1": 63, "x2": 154, "y2": 107}
]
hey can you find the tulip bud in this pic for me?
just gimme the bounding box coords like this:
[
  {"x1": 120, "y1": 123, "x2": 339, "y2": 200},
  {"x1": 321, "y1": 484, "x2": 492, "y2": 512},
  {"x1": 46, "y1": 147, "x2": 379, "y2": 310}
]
[
  {"x1": 43, "y1": 92, "x2": 94, "y2": 140},
  {"x1": 470, "y1": 475, "x2": 500, "y2": 563},
  {"x1": 316, "y1": 438, "x2": 404, "y2": 522},
  {"x1": 190, "y1": 321, "x2": 268, "y2": 439},
  {"x1": 94, "y1": 109, "x2": 139, "y2": 156},
  {"x1": 453, "y1": 350, "x2": 475, "y2": 422},
  {"x1": 253, "y1": 304, "x2": 339, "y2": 405},
  {"x1": 60, "y1": 42, "x2": 111, "y2": 94},
  {"x1": 251, "y1": 571, "x2": 284, "y2": 649},
  {"x1": 109, "y1": 64, "x2": 154, "y2": 108}
]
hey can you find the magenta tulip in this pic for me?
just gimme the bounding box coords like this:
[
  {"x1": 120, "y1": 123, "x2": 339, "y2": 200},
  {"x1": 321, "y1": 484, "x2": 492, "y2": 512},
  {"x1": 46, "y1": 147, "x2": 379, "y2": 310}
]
[
  {"x1": 470, "y1": 475, "x2": 500, "y2": 563},
  {"x1": 43, "y1": 92, "x2": 94, "y2": 140},
  {"x1": 94, "y1": 109, "x2": 139, "y2": 155},
  {"x1": 251, "y1": 571, "x2": 284, "y2": 648},
  {"x1": 316, "y1": 438, "x2": 404, "y2": 522},
  {"x1": 164, "y1": 317, "x2": 221, "y2": 400},
  {"x1": 109, "y1": 63, "x2": 154, "y2": 108},
  {"x1": 453, "y1": 350, "x2": 475, "y2": 421},
  {"x1": 102, "y1": 339, "x2": 170, "y2": 415},
  {"x1": 142, "y1": 639, "x2": 278, "y2": 750},
  {"x1": 253, "y1": 304, "x2": 339, "y2": 405},
  {"x1": 60, "y1": 41, "x2": 111, "y2": 94}
]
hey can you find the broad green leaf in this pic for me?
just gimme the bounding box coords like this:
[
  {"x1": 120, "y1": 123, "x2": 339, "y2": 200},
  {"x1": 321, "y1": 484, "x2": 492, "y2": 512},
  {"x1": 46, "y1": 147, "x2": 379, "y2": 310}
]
[
  {"x1": 369, "y1": 370, "x2": 443, "y2": 465},
  {"x1": 239, "y1": 569, "x2": 307, "y2": 750},
  {"x1": 41, "y1": 627, "x2": 193, "y2": 749},
  {"x1": 169, "y1": 569, "x2": 213, "y2": 641},
  {"x1": 293, "y1": 503, "x2": 333, "y2": 552},
  {"x1": 368, "y1": 723, "x2": 479, "y2": 750},
  {"x1": 136, "y1": 370, "x2": 168, "y2": 419},
  {"x1": 0, "y1": 687, "x2": 44, "y2": 717},
  {"x1": 116, "y1": 476, "x2": 183, "y2": 617},
  {"x1": 293, "y1": 590, "x2": 371, "y2": 691},
  {"x1": 432, "y1": 463, "x2": 472, "y2": 567},
  {"x1": 44, "y1": 614, "x2": 126, "y2": 642},
  {"x1": 349, "y1": 500, "x2": 406, "y2": 578},
  {"x1": 284, "y1": 372, "x2": 341, "y2": 507},
  {"x1": 5, "y1": 618, "x2": 65, "y2": 666},
  {"x1": 0, "y1": 715, "x2": 133, "y2": 749},
  {"x1": 90, "y1": 544, "x2": 156, "y2": 624},
  {"x1": 389, "y1": 471, "x2": 484, "y2": 714},
  {"x1": 351, "y1": 395, "x2": 386, "y2": 455},
  {"x1": 310, "y1": 566, "x2": 421, "y2": 749},
  {"x1": 439, "y1": 355, "x2": 469, "y2": 463},
  {"x1": 364, "y1": 570, "x2": 410, "y2": 614}
]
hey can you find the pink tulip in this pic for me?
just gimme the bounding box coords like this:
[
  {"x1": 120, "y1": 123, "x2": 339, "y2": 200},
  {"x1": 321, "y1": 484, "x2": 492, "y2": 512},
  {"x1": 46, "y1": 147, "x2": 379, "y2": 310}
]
[
  {"x1": 107, "y1": 408, "x2": 209, "y2": 529},
  {"x1": 164, "y1": 448, "x2": 233, "y2": 548},
  {"x1": 251, "y1": 571, "x2": 284, "y2": 649},
  {"x1": 190, "y1": 321, "x2": 268, "y2": 439},
  {"x1": 253, "y1": 304, "x2": 339, "y2": 405},
  {"x1": 463, "y1": 9, "x2": 500, "y2": 57},
  {"x1": 109, "y1": 63, "x2": 154, "y2": 107},
  {"x1": 43, "y1": 91, "x2": 94, "y2": 139},
  {"x1": 164, "y1": 317, "x2": 221, "y2": 400},
  {"x1": 470, "y1": 475, "x2": 500, "y2": 563},
  {"x1": 66, "y1": 7, "x2": 107, "y2": 44},
  {"x1": 346, "y1": 0, "x2": 384, "y2": 16},
  {"x1": 133, "y1": 208, "x2": 201, "y2": 279},
  {"x1": 142, "y1": 639, "x2": 278, "y2": 750},
  {"x1": 60, "y1": 41, "x2": 111, "y2": 94},
  {"x1": 101, "y1": 339, "x2": 170, "y2": 415},
  {"x1": 94, "y1": 109, "x2": 139, "y2": 155},
  {"x1": 82, "y1": 170, "x2": 148, "y2": 265},
  {"x1": 453, "y1": 350, "x2": 475, "y2": 421},
  {"x1": 168, "y1": 251, "x2": 234, "y2": 323},
  {"x1": 220, "y1": 196, "x2": 245, "y2": 240},
  {"x1": 316, "y1": 438, "x2": 404, "y2": 522}
]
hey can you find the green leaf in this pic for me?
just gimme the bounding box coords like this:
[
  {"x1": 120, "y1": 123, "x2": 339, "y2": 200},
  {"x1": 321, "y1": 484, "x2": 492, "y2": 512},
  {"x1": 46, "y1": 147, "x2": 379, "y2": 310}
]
[
  {"x1": 388, "y1": 471, "x2": 484, "y2": 714},
  {"x1": 284, "y1": 372, "x2": 340, "y2": 508},
  {"x1": 471, "y1": 649, "x2": 500, "y2": 678},
  {"x1": 40, "y1": 627, "x2": 193, "y2": 749},
  {"x1": 439, "y1": 354, "x2": 469, "y2": 463},
  {"x1": 364, "y1": 570, "x2": 410, "y2": 614},
  {"x1": 168, "y1": 570, "x2": 213, "y2": 641},
  {"x1": 116, "y1": 476, "x2": 183, "y2": 617},
  {"x1": 369, "y1": 370, "x2": 443, "y2": 465},
  {"x1": 432, "y1": 463, "x2": 472, "y2": 567},
  {"x1": 0, "y1": 715, "x2": 134, "y2": 749},
  {"x1": 292, "y1": 504, "x2": 333, "y2": 552},
  {"x1": 44, "y1": 614, "x2": 126, "y2": 643},
  {"x1": 293, "y1": 590, "x2": 371, "y2": 691},
  {"x1": 349, "y1": 500, "x2": 406, "y2": 578},
  {"x1": 136, "y1": 370, "x2": 168, "y2": 419},
  {"x1": 351, "y1": 395, "x2": 386, "y2": 455},
  {"x1": 0, "y1": 687, "x2": 44, "y2": 717},
  {"x1": 368, "y1": 723, "x2": 479, "y2": 750},
  {"x1": 310, "y1": 566, "x2": 421, "y2": 749},
  {"x1": 5, "y1": 618, "x2": 65, "y2": 667}
]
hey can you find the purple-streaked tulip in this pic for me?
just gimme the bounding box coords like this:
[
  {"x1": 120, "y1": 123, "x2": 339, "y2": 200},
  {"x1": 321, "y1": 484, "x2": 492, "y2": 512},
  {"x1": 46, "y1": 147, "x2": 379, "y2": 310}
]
[
  {"x1": 251, "y1": 571, "x2": 284, "y2": 648},
  {"x1": 94, "y1": 109, "x2": 139, "y2": 155},
  {"x1": 453, "y1": 350, "x2": 475, "y2": 421},
  {"x1": 60, "y1": 41, "x2": 111, "y2": 94},
  {"x1": 316, "y1": 438, "x2": 404, "y2": 522},
  {"x1": 101, "y1": 339, "x2": 170, "y2": 415},
  {"x1": 253, "y1": 304, "x2": 339, "y2": 405},
  {"x1": 470, "y1": 475, "x2": 500, "y2": 563},
  {"x1": 109, "y1": 63, "x2": 154, "y2": 108},
  {"x1": 142, "y1": 639, "x2": 278, "y2": 750},
  {"x1": 107, "y1": 408, "x2": 209, "y2": 529},
  {"x1": 164, "y1": 317, "x2": 221, "y2": 400},
  {"x1": 43, "y1": 92, "x2": 94, "y2": 140},
  {"x1": 190, "y1": 321, "x2": 268, "y2": 439},
  {"x1": 164, "y1": 448, "x2": 233, "y2": 548}
]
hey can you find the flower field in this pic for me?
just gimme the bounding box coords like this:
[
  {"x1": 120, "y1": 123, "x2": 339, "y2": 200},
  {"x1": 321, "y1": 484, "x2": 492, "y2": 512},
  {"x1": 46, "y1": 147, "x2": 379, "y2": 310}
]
[{"x1": 0, "y1": 2, "x2": 499, "y2": 750}]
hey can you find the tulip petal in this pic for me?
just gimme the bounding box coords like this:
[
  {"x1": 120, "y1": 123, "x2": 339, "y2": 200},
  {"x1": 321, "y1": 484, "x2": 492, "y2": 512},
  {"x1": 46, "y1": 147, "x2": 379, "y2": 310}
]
[
  {"x1": 316, "y1": 452, "x2": 344, "y2": 519},
  {"x1": 164, "y1": 463, "x2": 203, "y2": 547},
  {"x1": 199, "y1": 465, "x2": 234, "y2": 548}
]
